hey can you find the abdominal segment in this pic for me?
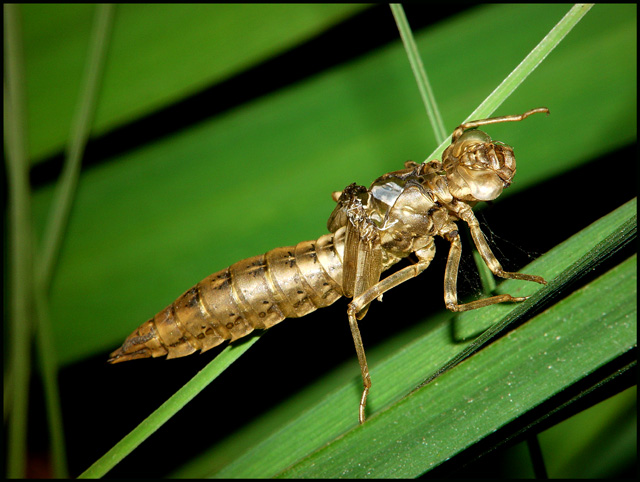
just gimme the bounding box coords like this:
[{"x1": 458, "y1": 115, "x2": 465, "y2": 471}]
[{"x1": 108, "y1": 229, "x2": 346, "y2": 363}]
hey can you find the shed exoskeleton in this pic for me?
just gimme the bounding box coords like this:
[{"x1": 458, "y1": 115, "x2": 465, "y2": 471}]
[{"x1": 109, "y1": 107, "x2": 549, "y2": 423}]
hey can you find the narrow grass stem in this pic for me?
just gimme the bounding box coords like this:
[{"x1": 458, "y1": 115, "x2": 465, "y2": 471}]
[
  {"x1": 38, "y1": 4, "x2": 115, "y2": 291},
  {"x1": 29, "y1": 6, "x2": 115, "y2": 477},
  {"x1": 4, "y1": 5, "x2": 33, "y2": 478},
  {"x1": 424, "y1": 4, "x2": 593, "y2": 164},
  {"x1": 79, "y1": 335, "x2": 263, "y2": 478},
  {"x1": 390, "y1": 4, "x2": 447, "y2": 144}
]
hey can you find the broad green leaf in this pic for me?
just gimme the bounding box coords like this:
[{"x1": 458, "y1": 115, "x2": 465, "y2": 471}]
[
  {"x1": 22, "y1": 4, "x2": 367, "y2": 161},
  {"x1": 281, "y1": 254, "x2": 636, "y2": 478},
  {"x1": 539, "y1": 386, "x2": 636, "y2": 478}
]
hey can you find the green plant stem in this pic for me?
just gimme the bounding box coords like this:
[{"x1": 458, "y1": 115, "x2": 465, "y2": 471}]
[
  {"x1": 4, "y1": 5, "x2": 33, "y2": 478},
  {"x1": 31, "y1": 6, "x2": 114, "y2": 477},
  {"x1": 527, "y1": 435, "x2": 549, "y2": 478},
  {"x1": 390, "y1": 3, "x2": 447, "y2": 144},
  {"x1": 425, "y1": 3, "x2": 593, "y2": 164},
  {"x1": 78, "y1": 334, "x2": 263, "y2": 478},
  {"x1": 38, "y1": 4, "x2": 115, "y2": 290},
  {"x1": 32, "y1": 292, "x2": 68, "y2": 477}
]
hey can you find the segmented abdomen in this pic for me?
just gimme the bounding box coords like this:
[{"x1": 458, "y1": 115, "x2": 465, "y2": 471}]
[{"x1": 108, "y1": 228, "x2": 346, "y2": 363}]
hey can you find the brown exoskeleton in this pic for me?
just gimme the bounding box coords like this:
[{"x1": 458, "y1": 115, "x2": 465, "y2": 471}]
[{"x1": 109, "y1": 107, "x2": 549, "y2": 424}]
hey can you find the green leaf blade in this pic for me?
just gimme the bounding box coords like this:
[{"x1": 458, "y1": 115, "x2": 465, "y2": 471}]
[
  {"x1": 79, "y1": 335, "x2": 261, "y2": 478},
  {"x1": 23, "y1": 4, "x2": 368, "y2": 162},
  {"x1": 280, "y1": 254, "x2": 636, "y2": 478}
]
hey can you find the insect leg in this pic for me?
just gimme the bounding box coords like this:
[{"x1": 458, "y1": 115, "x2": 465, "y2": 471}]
[
  {"x1": 442, "y1": 214, "x2": 545, "y2": 312},
  {"x1": 333, "y1": 184, "x2": 391, "y2": 424},
  {"x1": 456, "y1": 204, "x2": 546, "y2": 285},
  {"x1": 347, "y1": 239, "x2": 436, "y2": 423},
  {"x1": 348, "y1": 312, "x2": 371, "y2": 425},
  {"x1": 443, "y1": 230, "x2": 523, "y2": 312}
]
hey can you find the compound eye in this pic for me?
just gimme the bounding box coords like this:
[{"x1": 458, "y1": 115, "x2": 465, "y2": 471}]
[
  {"x1": 454, "y1": 130, "x2": 491, "y2": 155},
  {"x1": 458, "y1": 129, "x2": 491, "y2": 143}
]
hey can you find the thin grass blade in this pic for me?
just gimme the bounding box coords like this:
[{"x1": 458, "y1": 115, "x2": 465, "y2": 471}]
[
  {"x1": 38, "y1": 4, "x2": 115, "y2": 289},
  {"x1": 425, "y1": 4, "x2": 593, "y2": 163},
  {"x1": 4, "y1": 4, "x2": 34, "y2": 478},
  {"x1": 31, "y1": 7, "x2": 115, "y2": 477},
  {"x1": 390, "y1": 3, "x2": 447, "y2": 143},
  {"x1": 78, "y1": 334, "x2": 262, "y2": 478}
]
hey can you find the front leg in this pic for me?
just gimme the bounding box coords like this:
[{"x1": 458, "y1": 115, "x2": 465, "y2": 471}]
[
  {"x1": 454, "y1": 202, "x2": 546, "y2": 285},
  {"x1": 441, "y1": 204, "x2": 546, "y2": 312},
  {"x1": 443, "y1": 229, "x2": 535, "y2": 312}
]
